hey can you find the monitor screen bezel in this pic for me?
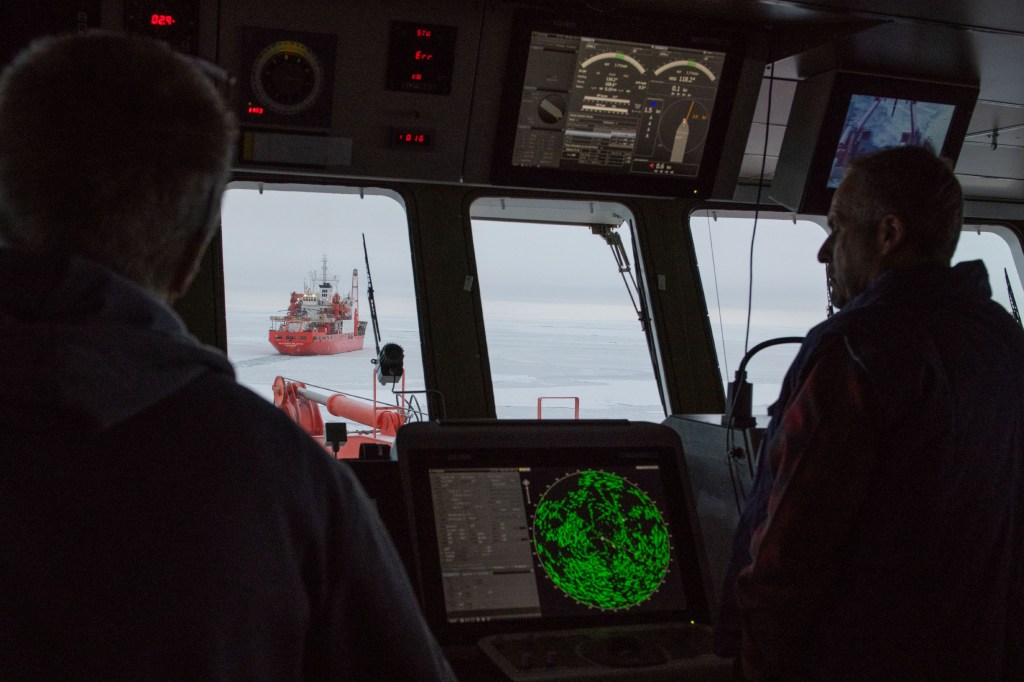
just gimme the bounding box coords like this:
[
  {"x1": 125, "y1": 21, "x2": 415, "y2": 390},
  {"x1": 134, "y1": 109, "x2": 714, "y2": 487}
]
[
  {"x1": 398, "y1": 422, "x2": 711, "y2": 645},
  {"x1": 490, "y1": 12, "x2": 749, "y2": 199},
  {"x1": 800, "y1": 72, "x2": 978, "y2": 214}
]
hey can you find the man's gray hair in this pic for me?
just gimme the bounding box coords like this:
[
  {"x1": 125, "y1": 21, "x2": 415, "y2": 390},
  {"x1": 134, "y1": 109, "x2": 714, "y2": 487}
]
[
  {"x1": 844, "y1": 145, "x2": 964, "y2": 262},
  {"x1": 0, "y1": 32, "x2": 237, "y2": 294}
]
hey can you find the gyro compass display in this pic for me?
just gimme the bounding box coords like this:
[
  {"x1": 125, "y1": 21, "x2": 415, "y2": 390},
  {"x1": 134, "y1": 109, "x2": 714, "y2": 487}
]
[{"x1": 531, "y1": 469, "x2": 671, "y2": 610}]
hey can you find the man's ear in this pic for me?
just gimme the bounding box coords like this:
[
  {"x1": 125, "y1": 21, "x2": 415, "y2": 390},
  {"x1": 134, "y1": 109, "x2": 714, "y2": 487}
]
[
  {"x1": 166, "y1": 228, "x2": 214, "y2": 303},
  {"x1": 877, "y1": 212, "x2": 906, "y2": 257}
]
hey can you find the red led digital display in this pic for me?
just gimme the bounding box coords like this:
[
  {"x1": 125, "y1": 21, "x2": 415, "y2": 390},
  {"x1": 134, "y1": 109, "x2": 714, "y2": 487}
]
[
  {"x1": 386, "y1": 21, "x2": 456, "y2": 95},
  {"x1": 125, "y1": 0, "x2": 198, "y2": 54},
  {"x1": 247, "y1": 105, "x2": 265, "y2": 115},
  {"x1": 391, "y1": 127, "x2": 433, "y2": 148}
]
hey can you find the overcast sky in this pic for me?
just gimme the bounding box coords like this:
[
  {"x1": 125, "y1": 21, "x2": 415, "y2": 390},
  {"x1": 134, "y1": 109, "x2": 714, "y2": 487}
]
[
  {"x1": 221, "y1": 187, "x2": 661, "y2": 319},
  {"x1": 221, "y1": 188, "x2": 413, "y2": 312},
  {"x1": 219, "y1": 185, "x2": 1024, "y2": 408},
  {"x1": 221, "y1": 186, "x2": 1023, "y2": 336}
]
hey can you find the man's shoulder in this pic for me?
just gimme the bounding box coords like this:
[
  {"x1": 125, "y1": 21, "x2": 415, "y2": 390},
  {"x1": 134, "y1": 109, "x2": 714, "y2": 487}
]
[
  {"x1": 790, "y1": 312, "x2": 876, "y2": 376},
  {"x1": 812, "y1": 298, "x2": 924, "y2": 359},
  {"x1": 125, "y1": 370, "x2": 340, "y2": 476},
  {"x1": 175, "y1": 370, "x2": 294, "y2": 421}
]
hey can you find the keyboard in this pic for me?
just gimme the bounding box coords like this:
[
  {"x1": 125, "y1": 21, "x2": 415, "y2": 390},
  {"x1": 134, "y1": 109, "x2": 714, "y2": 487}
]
[{"x1": 477, "y1": 621, "x2": 732, "y2": 681}]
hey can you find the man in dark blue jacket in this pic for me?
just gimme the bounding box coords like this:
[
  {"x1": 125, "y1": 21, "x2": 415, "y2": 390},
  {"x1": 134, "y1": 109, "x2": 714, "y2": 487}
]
[
  {"x1": 0, "y1": 32, "x2": 454, "y2": 679},
  {"x1": 718, "y1": 146, "x2": 1024, "y2": 680}
]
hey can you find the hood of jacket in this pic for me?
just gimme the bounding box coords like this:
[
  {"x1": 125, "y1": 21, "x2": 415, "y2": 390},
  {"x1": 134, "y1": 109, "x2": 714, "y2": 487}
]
[{"x1": 0, "y1": 249, "x2": 234, "y2": 434}]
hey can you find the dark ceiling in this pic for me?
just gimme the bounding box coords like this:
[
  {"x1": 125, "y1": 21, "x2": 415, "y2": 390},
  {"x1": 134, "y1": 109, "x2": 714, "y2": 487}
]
[{"x1": 543, "y1": 0, "x2": 1024, "y2": 205}]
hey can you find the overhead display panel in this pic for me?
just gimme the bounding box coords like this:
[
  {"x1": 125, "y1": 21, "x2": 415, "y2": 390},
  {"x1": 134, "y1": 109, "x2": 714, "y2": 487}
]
[
  {"x1": 493, "y1": 15, "x2": 746, "y2": 198},
  {"x1": 826, "y1": 95, "x2": 956, "y2": 188},
  {"x1": 770, "y1": 71, "x2": 978, "y2": 214},
  {"x1": 513, "y1": 33, "x2": 726, "y2": 181}
]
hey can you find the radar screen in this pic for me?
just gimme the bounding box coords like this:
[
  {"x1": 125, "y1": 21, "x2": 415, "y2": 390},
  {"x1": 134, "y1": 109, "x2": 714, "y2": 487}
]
[
  {"x1": 428, "y1": 462, "x2": 688, "y2": 624},
  {"x1": 512, "y1": 32, "x2": 727, "y2": 180},
  {"x1": 533, "y1": 470, "x2": 671, "y2": 611}
]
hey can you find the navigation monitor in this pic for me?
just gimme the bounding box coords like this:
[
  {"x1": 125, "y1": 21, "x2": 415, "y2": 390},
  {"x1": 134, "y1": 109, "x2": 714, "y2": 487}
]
[
  {"x1": 770, "y1": 71, "x2": 978, "y2": 214},
  {"x1": 493, "y1": 16, "x2": 745, "y2": 197},
  {"x1": 514, "y1": 33, "x2": 726, "y2": 178},
  {"x1": 398, "y1": 421, "x2": 710, "y2": 644}
]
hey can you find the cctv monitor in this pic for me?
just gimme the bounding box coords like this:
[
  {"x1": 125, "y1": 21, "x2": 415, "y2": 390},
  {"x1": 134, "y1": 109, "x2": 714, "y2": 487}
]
[{"x1": 770, "y1": 71, "x2": 978, "y2": 214}]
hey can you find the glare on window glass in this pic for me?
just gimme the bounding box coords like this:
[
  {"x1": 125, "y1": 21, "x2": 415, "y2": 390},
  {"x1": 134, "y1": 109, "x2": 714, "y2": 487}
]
[
  {"x1": 689, "y1": 212, "x2": 830, "y2": 413},
  {"x1": 219, "y1": 187, "x2": 424, "y2": 427},
  {"x1": 471, "y1": 211, "x2": 664, "y2": 422}
]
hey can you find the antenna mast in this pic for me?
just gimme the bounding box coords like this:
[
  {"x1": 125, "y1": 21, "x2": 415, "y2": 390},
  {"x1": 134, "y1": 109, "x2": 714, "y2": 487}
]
[
  {"x1": 1006, "y1": 269, "x2": 1022, "y2": 328},
  {"x1": 363, "y1": 234, "x2": 382, "y2": 356}
]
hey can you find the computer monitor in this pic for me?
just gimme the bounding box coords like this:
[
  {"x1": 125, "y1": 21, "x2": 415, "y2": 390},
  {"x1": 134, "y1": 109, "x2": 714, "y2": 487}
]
[
  {"x1": 397, "y1": 421, "x2": 711, "y2": 645},
  {"x1": 770, "y1": 71, "x2": 978, "y2": 214},
  {"x1": 492, "y1": 13, "x2": 750, "y2": 198},
  {"x1": 826, "y1": 95, "x2": 956, "y2": 188}
]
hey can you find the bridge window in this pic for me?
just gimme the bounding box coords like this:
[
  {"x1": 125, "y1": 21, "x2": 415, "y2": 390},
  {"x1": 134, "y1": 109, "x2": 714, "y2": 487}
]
[
  {"x1": 220, "y1": 185, "x2": 425, "y2": 423},
  {"x1": 953, "y1": 224, "x2": 1024, "y2": 316},
  {"x1": 470, "y1": 198, "x2": 664, "y2": 422},
  {"x1": 690, "y1": 211, "x2": 1024, "y2": 416},
  {"x1": 689, "y1": 210, "x2": 827, "y2": 414}
]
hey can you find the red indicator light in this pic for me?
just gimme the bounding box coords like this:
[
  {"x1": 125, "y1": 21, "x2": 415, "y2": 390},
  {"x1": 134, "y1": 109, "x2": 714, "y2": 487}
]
[
  {"x1": 247, "y1": 105, "x2": 265, "y2": 115},
  {"x1": 386, "y1": 21, "x2": 454, "y2": 94},
  {"x1": 150, "y1": 14, "x2": 175, "y2": 26},
  {"x1": 393, "y1": 128, "x2": 431, "y2": 147}
]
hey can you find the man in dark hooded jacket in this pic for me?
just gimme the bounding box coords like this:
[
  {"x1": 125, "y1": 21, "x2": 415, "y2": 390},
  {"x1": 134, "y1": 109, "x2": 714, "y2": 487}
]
[
  {"x1": 0, "y1": 32, "x2": 454, "y2": 680},
  {"x1": 717, "y1": 146, "x2": 1024, "y2": 680}
]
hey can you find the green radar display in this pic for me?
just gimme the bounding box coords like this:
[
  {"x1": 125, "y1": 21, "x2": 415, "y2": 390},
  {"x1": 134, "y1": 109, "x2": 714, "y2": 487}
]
[{"x1": 531, "y1": 469, "x2": 671, "y2": 610}]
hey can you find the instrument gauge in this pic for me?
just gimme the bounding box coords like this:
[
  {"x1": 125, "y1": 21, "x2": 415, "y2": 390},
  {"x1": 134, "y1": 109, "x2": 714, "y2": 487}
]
[{"x1": 251, "y1": 40, "x2": 323, "y2": 115}]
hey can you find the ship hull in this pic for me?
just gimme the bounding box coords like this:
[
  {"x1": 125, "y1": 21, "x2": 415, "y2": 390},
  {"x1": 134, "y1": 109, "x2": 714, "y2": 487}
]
[
  {"x1": 269, "y1": 260, "x2": 366, "y2": 356},
  {"x1": 268, "y1": 329, "x2": 367, "y2": 356}
]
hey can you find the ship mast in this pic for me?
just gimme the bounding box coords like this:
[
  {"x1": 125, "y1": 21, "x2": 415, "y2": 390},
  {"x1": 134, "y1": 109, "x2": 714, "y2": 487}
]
[{"x1": 351, "y1": 268, "x2": 359, "y2": 328}]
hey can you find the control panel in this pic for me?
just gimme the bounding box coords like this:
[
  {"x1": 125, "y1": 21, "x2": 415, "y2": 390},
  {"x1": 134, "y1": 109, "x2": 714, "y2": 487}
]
[
  {"x1": 478, "y1": 622, "x2": 730, "y2": 681},
  {"x1": 216, "y1": 0, "x2": 483, "y2": 182}
]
